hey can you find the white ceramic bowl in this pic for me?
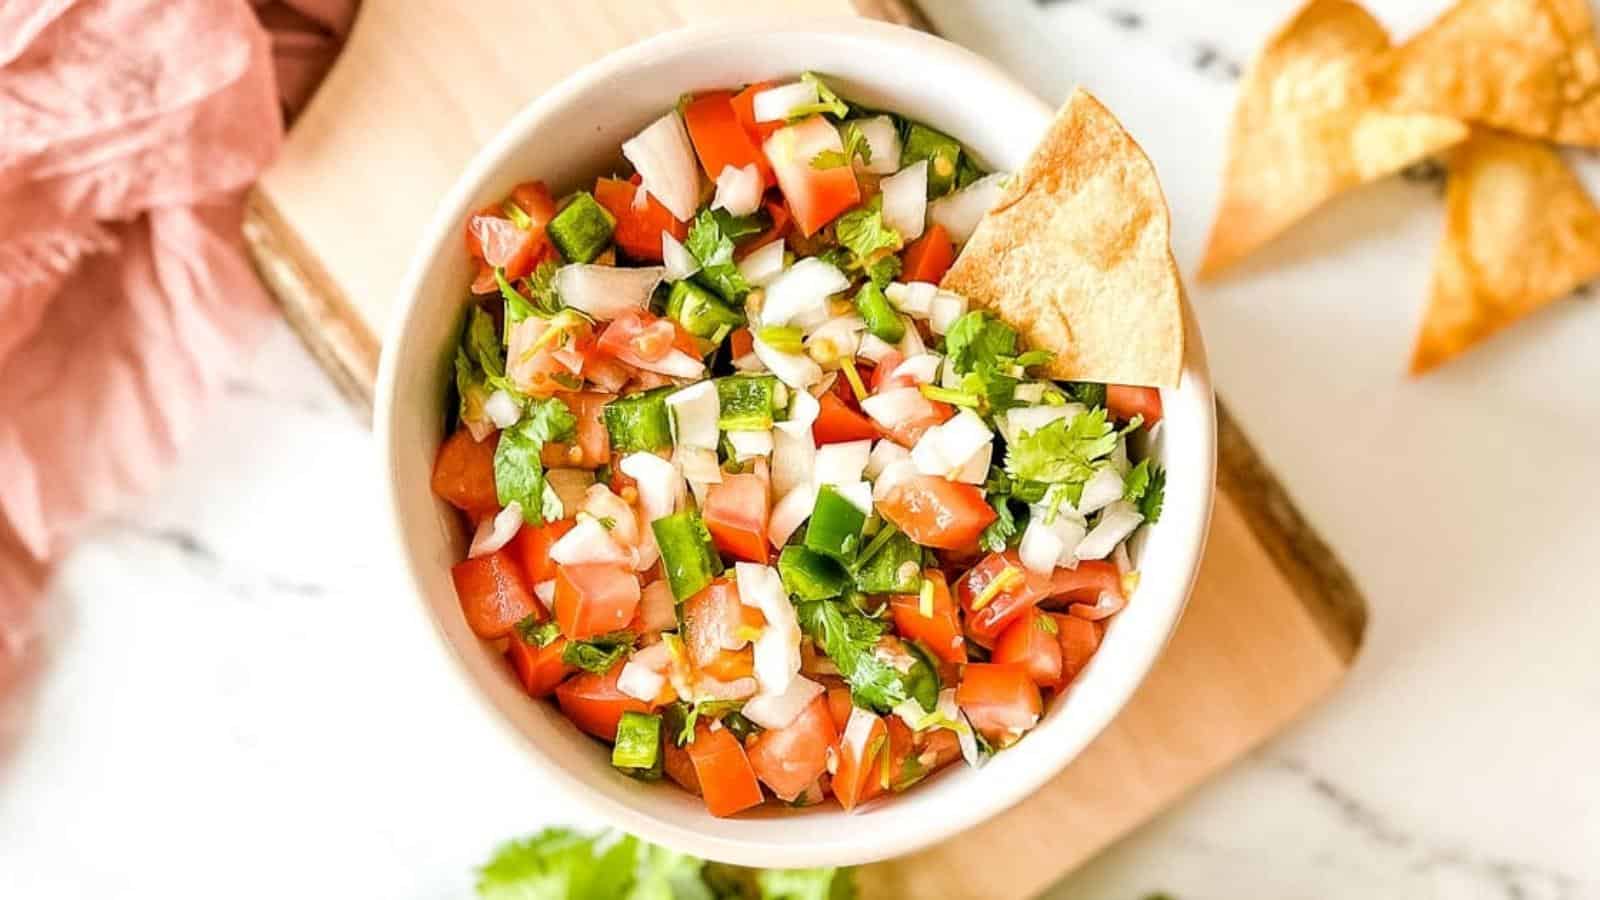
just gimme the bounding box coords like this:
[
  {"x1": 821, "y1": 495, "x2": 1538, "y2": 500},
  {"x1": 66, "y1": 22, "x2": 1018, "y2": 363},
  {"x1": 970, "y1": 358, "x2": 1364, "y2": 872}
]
[{"x1": 376, "y1": 16, "x2": 1215, "y2": 869}]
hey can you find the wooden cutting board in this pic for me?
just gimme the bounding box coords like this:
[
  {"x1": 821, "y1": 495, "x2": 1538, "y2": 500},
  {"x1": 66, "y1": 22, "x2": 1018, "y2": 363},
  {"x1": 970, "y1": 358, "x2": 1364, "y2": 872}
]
[{"x1": 244, "y1": 2, "x2": 1367, "y2": 896}]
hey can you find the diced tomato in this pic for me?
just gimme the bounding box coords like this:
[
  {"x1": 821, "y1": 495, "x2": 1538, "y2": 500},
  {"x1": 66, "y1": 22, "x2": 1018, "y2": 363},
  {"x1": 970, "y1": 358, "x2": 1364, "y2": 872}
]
[
  {"x1": 832, "y1": 707, "x2": 888, "y2": 812},
  {"x1": 431, "y1": 428, "x2": 500, "y2": 517},
  {"x1": 683, "y1": 90, "x2": 774, "y2": 187},
  {"x1": 869, "y1": 351, "x2": 909, "y2": 392},
  {"x1": 556, "y1": 662, "x2": 650, "y2": 741},
  {"x1": 465, "y1": 181, "x2": 558, "y2": 279},
  {"x1": 663, "y1": 738, "x2": 702, "y2": 795},
  {"x1": 554, "y1": 563, "x2": 641, "y2": 640},
  {"x1": 729, "y1": 326, "x2": 755, "y2": 360},
  {"x1": 682, "y1": 578, "x2": 765, "y2": 670},
  {"x1": 1050, "y1": 560, "x2": 1126, "y2": 621},
  {"x1": 877, "y1": 475, "x2": 996, "y2": 551},
  {"x1": 876, "y1": 395, "x2": 953, "y2": 447},
  {"x1": 598, "y1": 309, "x2": 681, "y2": 362},
  {"x1": 735, "y1": 197, "x2": 792, "y2": 259},
  {"x1": 630, "y1": 578, "x2": 678, "y2": 635},
  {"x1": 451, "y1": 550, "x2": 537, "y2": 639},
  {"x1": 686, "y1": 723, "x2": 766, "y2": 816},
  {"x1": 731, "y1": 80, "x2": 785, "y2": 146},
  {"x1": 702, "y1": 473, "x2": 771, "y2": 563},
  {"x1": 888, "y1": 570, "x2": 966, "y2": 665},
  {"x1": 1107, "y1": 384, "x2": 1164, "y2": 426},
  {"x1": 956, "y1": 663, "x2": 1043, "y2": 748},
  {"x1": 1049, "y1": 613, "x2": 1102, "y2": 687},
  {"x1": 887, "y1": 719, "x2": 961, "y2": 792},
  {"x1": 825, "y1": 686, "x2": 854, "y2": 734},
  {"x1": 901, "y1": 223, "x2": 956, "y2": 284},
  {"x1": 813, "y1": 392, "x2": 880, "y2": 445},
  {"x1": 506, "y1": 635, "x2": 574, "y2": 697},
  {"x1": 764, "y1": 116, "x2": 862, "y2": 236},
  {"x1": 540, "y1": 392, "x2": 613, "y2": 469},
  {"x1": 746, "y1": 695, "x2": 837, "y2": 801},
  {"x1": 993, "y1": 608, "x2": 1064, "y2": 687},
  {"x1": 507, "y1": 517, "x2": 575, "y2": 586},
  {"x1": 955, "y1": 550, "x2": 1058, "y2": 648},
  {"x1": 507, "y1": 313, "x2": 592, "y2": 397},
  {"x1": 593, "y1": 177, "x2": 688, "y2": 263}
]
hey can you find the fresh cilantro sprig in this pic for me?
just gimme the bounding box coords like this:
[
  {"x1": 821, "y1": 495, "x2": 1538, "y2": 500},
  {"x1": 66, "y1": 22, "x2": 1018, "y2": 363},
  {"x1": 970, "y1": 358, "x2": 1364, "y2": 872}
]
[
  {"x1": 786, "y1": 72, "x2": 851, "y2": 120},
  {"x1": 833, "y1": 196, "x2": 902, "y2": 261},
  {"x1": 685, "y1": 210, "x2": 752, "y2": 303},
  {"x1": 796, "y1": 599, "x2": 934, "y2": 712},
  {"x1": 1123, "y1": 458, "x2": 1167, "y2": 523},
  {"x1": 1003, "y1": 407, "x2": 1121, "y2": 506},
  {"x1": 942, "y1": 310, "x2": 1018, "y2": 376},
  {"x1": 811, "y1": 120, "x2": 871, "y2": 170},
  {"x1": 494, "y1": 397, "x2": 577, "y2": 524}
]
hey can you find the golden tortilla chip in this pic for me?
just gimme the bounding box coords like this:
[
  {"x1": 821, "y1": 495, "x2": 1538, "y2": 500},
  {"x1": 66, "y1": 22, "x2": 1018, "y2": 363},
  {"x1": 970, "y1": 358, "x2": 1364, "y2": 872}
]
[
  {"x1": 1199, "y1": 0, "x2": 1468, "y2": 279},
  {"x1": 1411, "y1": 128, "x2": 1600, "y2": 373},
  {"x1": 939, "y1": 89, "x2": 1184, "y2": 389},
  {"x1": 1366, "y1": 0, "x2": 1600, "y2": 146}
]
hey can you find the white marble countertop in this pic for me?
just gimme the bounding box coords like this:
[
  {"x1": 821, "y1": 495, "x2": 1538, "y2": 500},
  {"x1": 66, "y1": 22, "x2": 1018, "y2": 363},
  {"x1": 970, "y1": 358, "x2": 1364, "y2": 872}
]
[{"x1": 3, "y1": 1, "x2": 1599, "y2": 897}]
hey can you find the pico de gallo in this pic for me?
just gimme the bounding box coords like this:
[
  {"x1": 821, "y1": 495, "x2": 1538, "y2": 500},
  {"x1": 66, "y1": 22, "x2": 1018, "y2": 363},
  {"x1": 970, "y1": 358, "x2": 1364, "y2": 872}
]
[{"x1": 432, "y1": 73, "x2": 1168, "y2": 817}]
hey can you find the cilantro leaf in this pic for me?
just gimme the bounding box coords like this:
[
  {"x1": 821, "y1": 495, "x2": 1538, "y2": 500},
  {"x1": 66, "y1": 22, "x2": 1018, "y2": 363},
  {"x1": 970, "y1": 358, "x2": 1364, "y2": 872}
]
[
  {"x1": 1124, "y1": 459, "x2": 1166, "y2": 523},
  {"x1": 523, "y1": 395, "x2": 578, "y2": 445},
  {"x1": 455, "y1": 346, "x2": 493, "y2": 434},
  {"x1": 665, "y1": 699, "x2": 745, "y2": 747},
  {"x1": 1062, "y1": 381, "x2": 1107, "y2": 409},
  {"x1": 561, "y1": 631, "x2": 636, "y2": 675},
  {"x1": 959, "y1": 363, "x2": 1020, "y2": 419},
  {"x1": 466, "y1": 305, "x2": 507, "y2": 380},
  {"x1": 796, "y1": 599, "x2": 922, "y2": 712},
  {"x1": 498, "y1": 268, "x2": 539, "y2": 326},
  {"x1": 710, "y1": 208, "x2": 768, "y2": 241},
  {"x1": 979, "y1": 492, "x2": 1024, "y2": 553},
  {"x1": 786, "y1": 72, "x2": 850, "y2": 120},
  {"x1": 686, "y1": 210, "x2": 752, "y2": 303},
  {"x1": 515, "y1": 616, "x2": 561, "y2": 648},
  {"x1": 1003, "y1": 407, "x2": 1121, "y2": 501},
  {"x1": 494, "y1": 397, "x2": 576, "y2": 524},
  {"x1": 812, "y1": 121, "x2": 871, "y2": 170},
  {"x1": 525, "y1": 258, "x2": 564, "y2": 316},
  {"x1": 833, "y1": 196, "x2": 902, "y2": 263},
  {"x1": 863, "y1": 251, "x2": 901, "y2": 288},
  {"x1": 942, "y1": 311, "x2": 1018, "y2": 376}
]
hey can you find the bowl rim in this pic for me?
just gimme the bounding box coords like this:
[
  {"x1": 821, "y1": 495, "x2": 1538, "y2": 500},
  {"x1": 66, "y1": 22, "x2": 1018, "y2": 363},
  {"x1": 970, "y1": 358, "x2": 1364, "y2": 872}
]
[{"x1": 375, "y1": 14, "x2": 1216, "y2": 867}]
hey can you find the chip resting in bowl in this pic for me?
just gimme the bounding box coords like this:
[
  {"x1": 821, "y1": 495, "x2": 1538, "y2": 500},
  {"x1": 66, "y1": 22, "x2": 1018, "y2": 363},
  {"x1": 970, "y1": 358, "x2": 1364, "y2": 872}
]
[
  {"x1": 940, "y1": 89, "x2": 1185, "y2": 389},
  {"x1": 1199, "y1": 0, "x2": 1468, "y2": 279}
]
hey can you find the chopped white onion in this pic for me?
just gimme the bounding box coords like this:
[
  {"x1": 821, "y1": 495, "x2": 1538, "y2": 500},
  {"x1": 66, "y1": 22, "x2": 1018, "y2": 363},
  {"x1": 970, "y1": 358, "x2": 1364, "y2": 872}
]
[
  {"x1": 805, "y1": 314, "x2": 866, "y2": 366},
  {"x1": 1018, "y1": 517, "x2": 1065, "y2": 575},
  {"x1": 617, "y1": 660, "x2": 666, "y2": 702},
  {"x1": 865, "y1": 440, "x2": 911, "y2": 479},
  {"x1": 546, "y1": 468, "x2": 595, "y2": 517},
  {"x1": 940, "y1": 356, "x2": 963, "y2": 390},
  {"x1": 752, "y1": 335, "x2": 824, "y2": 390},
  {"x1": 468, "y1": 503, "x2": 524, "y2": 558},
  {"x1": 814, "y1": 440, "x2": 872, "y2": 486},
  {"x1": 673, "y1": 445, "x2": 723, "y2": 486},
  {"x1": 896, "y1": 316, "x2": 927, "y2": 357},
  {"x1": 787, "y1": 388, "x2": 821, "y2": 429},
  {"x1": 890, "y1": 353, "x2": 942, "y2": 385},
  {"x1": 622, "y1": 112, "x2": 700, "y2": 221},
  {"x1": 928, "y1": 172, "x2": 1007, "y2": 245},
  {"x1": 1077, "y1": 465, "x2": 1126, "y2": 515},
  {"x1": 661, "y1": 231, "x2": 700, "y2": 282},
  {"x1": 879, "y1": 160, "x2": 927, "y2": 241},
  {"x1": 861, "y1": 386, "x2": 932, "y2": 431},
  {"x1": 853, "y1": 116, "x2": 903, "y2": 175},
  {"x1": 634, "y1": 347, "x2": 705, "y2": 380},
  {"x1": 1014, "y1": 382, "x2": 1046, "y2": 404},
  {"x1": 736, "y1": 562, "x2": 803, "y2": 697},
  {"x1": 738, "y1": 238, "x2": 787, "y2": 287},
  {"x1": 727, "y1": 429, "x2": 774, "y2": 460},
  {"x1": 886, "y1": 281, "x2": 937, "y2": 318},
  {"x1": 484, "y1": 390, "x2": 522, "y2": 429},
  {"x1": 928, "y1": 290, "x2": 967, "y2": 336},
  {"x1": 872, "y1": 459, "x2": 918, "y2": 501},
  {"x1": 1109, "y1": 437, "x2": 1131, "y2": 476},
  {"x1": 742, "y1": 675, "x2": 824, "y2": 731},
  {"x1": 936, "y1": 689, "x2": 985, "y2": 768},
  {"x1": 857, "y1": 333, "x2": 898, "y2": 365},
  {"x1": 1000, "y1": 403, "x2": 1084, "y2": 444},
  {"x1": 712, "y1": 162, "x2": 763, "y2": 217},
  {"x1": 620, "y1": 452, "x2": 684, "y2": 527},
  {"x1": 910, "y1": 409, "x2": 991, "y2": 479},
  {"x1": 637, "y1": 581, "x2": 678, "y2": 633},
  {"x1": 772, "y1": 421, "x2": 817, "y2": 499},
  {"x1": 554, "y1": 264, "x2": 664, "y2": 321},
  {"x1": 732, "y1": 352, "x2": 765, "y2": 373},
  {"x1": 769, "y1": 483, "x2": 818, "y2": 548},
  {"x1": 1075, "y1": 500, "x2": 1144, "y2": 561},
  {"x1": 534, "y1": 580, "x2": 555, "y2": 607},
  {"x1": 752, "y1": 81, "x2": 817, "y2": 122},
  {"x1": 582, "y1": 483, "x2": 641, "y2": 548},
  {"x1": 549, "y1": 515, "x2": 631, "y2": 566},
  {"x1": 834, "y1": 480, "x2": 874, "y2": 515},
  {"x1": 952, "y1": 441, "x2": 992, "y2": 485},
  {"x1": 760, "y1": 257, "x2": 850, "y2": 328},
  {"x1": 666, "y1": 381, "x2": 720, "y2": 450}
]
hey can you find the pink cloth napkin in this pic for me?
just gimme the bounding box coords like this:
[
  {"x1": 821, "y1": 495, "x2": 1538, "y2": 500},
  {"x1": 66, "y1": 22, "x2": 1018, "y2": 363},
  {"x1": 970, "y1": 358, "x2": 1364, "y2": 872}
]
[{"x1": 0, "y1": 0, "x2": 354, "y2": 721}]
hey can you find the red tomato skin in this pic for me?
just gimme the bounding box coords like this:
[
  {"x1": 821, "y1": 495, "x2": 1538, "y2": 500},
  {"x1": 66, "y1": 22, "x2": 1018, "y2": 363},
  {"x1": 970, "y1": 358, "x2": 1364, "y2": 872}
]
[
  {"x1": 746, "y1": 695, "x2": 838, "y2": 801},
  {"x1": 764, "y1": 116, "x2": 861, "y2": 236},
  {"x1": 687, "y1": 723, "x2": 766, "y2": 817},
  {"x1": 954, "y1": 551, "x2": 1057, "y2": 648},
  {"x1": 956, "y1": 663, "x2": 1043, "y2": 747},
  {"x1": 451, "y1": 550, "x2": 537, "y2": 639},
  {"x1": 888, "y1": 570, "x2": 967, "y2": 665},
  {"x1": 877, "y1": 475, "x2": 997, "y2": 551},
  {"x1": 993, "y1": 608, "x2": 1065, "y2": 687},
  {"x1": 1049, "y1": 613, "x2": 1102, "y2": 687},
  {"x1": 554, "y1": 563, "x2": 641, "y2": 640},
  {"x1": 825, "y1": 686, "x2": 854, "y2": 734},
  {"x1": 901, "y1": 224, "x2": 956, "y2": 284},
  {"x1": 813, "y1": 392, "x2": 880, "y2": 444},
  {"x1": 593, "y1": 177, "x2": 687, "y2": 262},
  {"x1": 877, "y1": 397, "x2": 953, "y2": 448},
  {"x1": 1049, "y1": 560, "x2": 1126, "y2": 620},
  {"x1": 730, "y1": 81, "x2": 785, "y2": 145},
  {"x1": 702, "y1": 473, "x2": 771, "y2": 563},
  {"x1": 506, "y1": 636, "x2": 574, "y2": 697},
  {"x1": 832, "y1": 713, "x2": 888, "y2": 812},
  {"x1": 663, "y1": 738, "x2": 702, "y2": 796},
  {"x1": 556, "y1": 663, "x2": 650, "y2": 741},
  {"x1": 540, "y1": 392, "x2": 613, "y2": 470},
  {"x1": 508, "y1": 517, "x2": 575, "y2": 587},
  {"x1": 1107, "y1": 384, "x2": 1163, "y2": 426},
  {"x1": 681, "y1": 578, "x2": 764, "y2": 670},
  {"x1": 431, "y1": 428, "x2": 500, "y2": 517},
  {"x1": 682, "y1": 90, "x2": 774, "y2": 186}
]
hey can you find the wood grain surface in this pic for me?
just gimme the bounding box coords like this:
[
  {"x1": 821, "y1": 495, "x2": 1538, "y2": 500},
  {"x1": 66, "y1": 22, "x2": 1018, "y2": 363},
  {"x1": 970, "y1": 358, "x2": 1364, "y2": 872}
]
[{"x1": 242, "y1": 1, "x2": 1367, "y2": 896}]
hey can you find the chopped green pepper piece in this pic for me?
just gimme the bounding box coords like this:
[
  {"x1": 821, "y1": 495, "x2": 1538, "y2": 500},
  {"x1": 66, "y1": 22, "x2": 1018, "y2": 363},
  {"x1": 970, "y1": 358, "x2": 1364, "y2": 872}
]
[
  {"x1": 955, "y1": 153, "x2": 987, "y2": 190},
  {"x1": 803, "y1": 485, "x2": 867, "y2": 565},
  {"x1": 611, "y1": 710, "x2": 663, "y2": 779},
  {"x1": 778, "y1": 545, "x2": 850, "y2": 601},
  {"x1": 652, "y1": 510, "x2": 724, "y2": 600},
  {"x1": 602, "y1": 385, "x2": 675, "y2": 452},
  {"x1": 901, "y1": 122, "x2": 962, "y2": 197},
  {"x1": 666, "y1": 280, "x2": 745, "y2": 342},
  {"x1": 853, "y1": 529, "x2": 923, "y2": 594},
  {"x1": 547, "y1": 191, "x2": 616, "y2": 263},
  {"x1": 853, "y1": 281, "x2": 905, "y2": 343},
  {"x1": 715, "y1": 374, "x2": 785, "y2": 431}
]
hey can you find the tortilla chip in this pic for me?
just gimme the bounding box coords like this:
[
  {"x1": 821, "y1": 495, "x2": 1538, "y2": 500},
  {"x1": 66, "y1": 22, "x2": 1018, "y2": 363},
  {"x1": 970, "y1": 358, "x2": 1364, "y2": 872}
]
[
  {"x1": 1199, "y1": 0, "x2": 1468, "y2": 279},
  {"x1": 1411, "y1": 128, "x2": 1600, "y2": 373},
  {"x1": 939, "y1": 89, "x2": 1184, "y2": 389},
  {"x1": 1366, "y1": 0, "x2": 1600, "y2": 146}
]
